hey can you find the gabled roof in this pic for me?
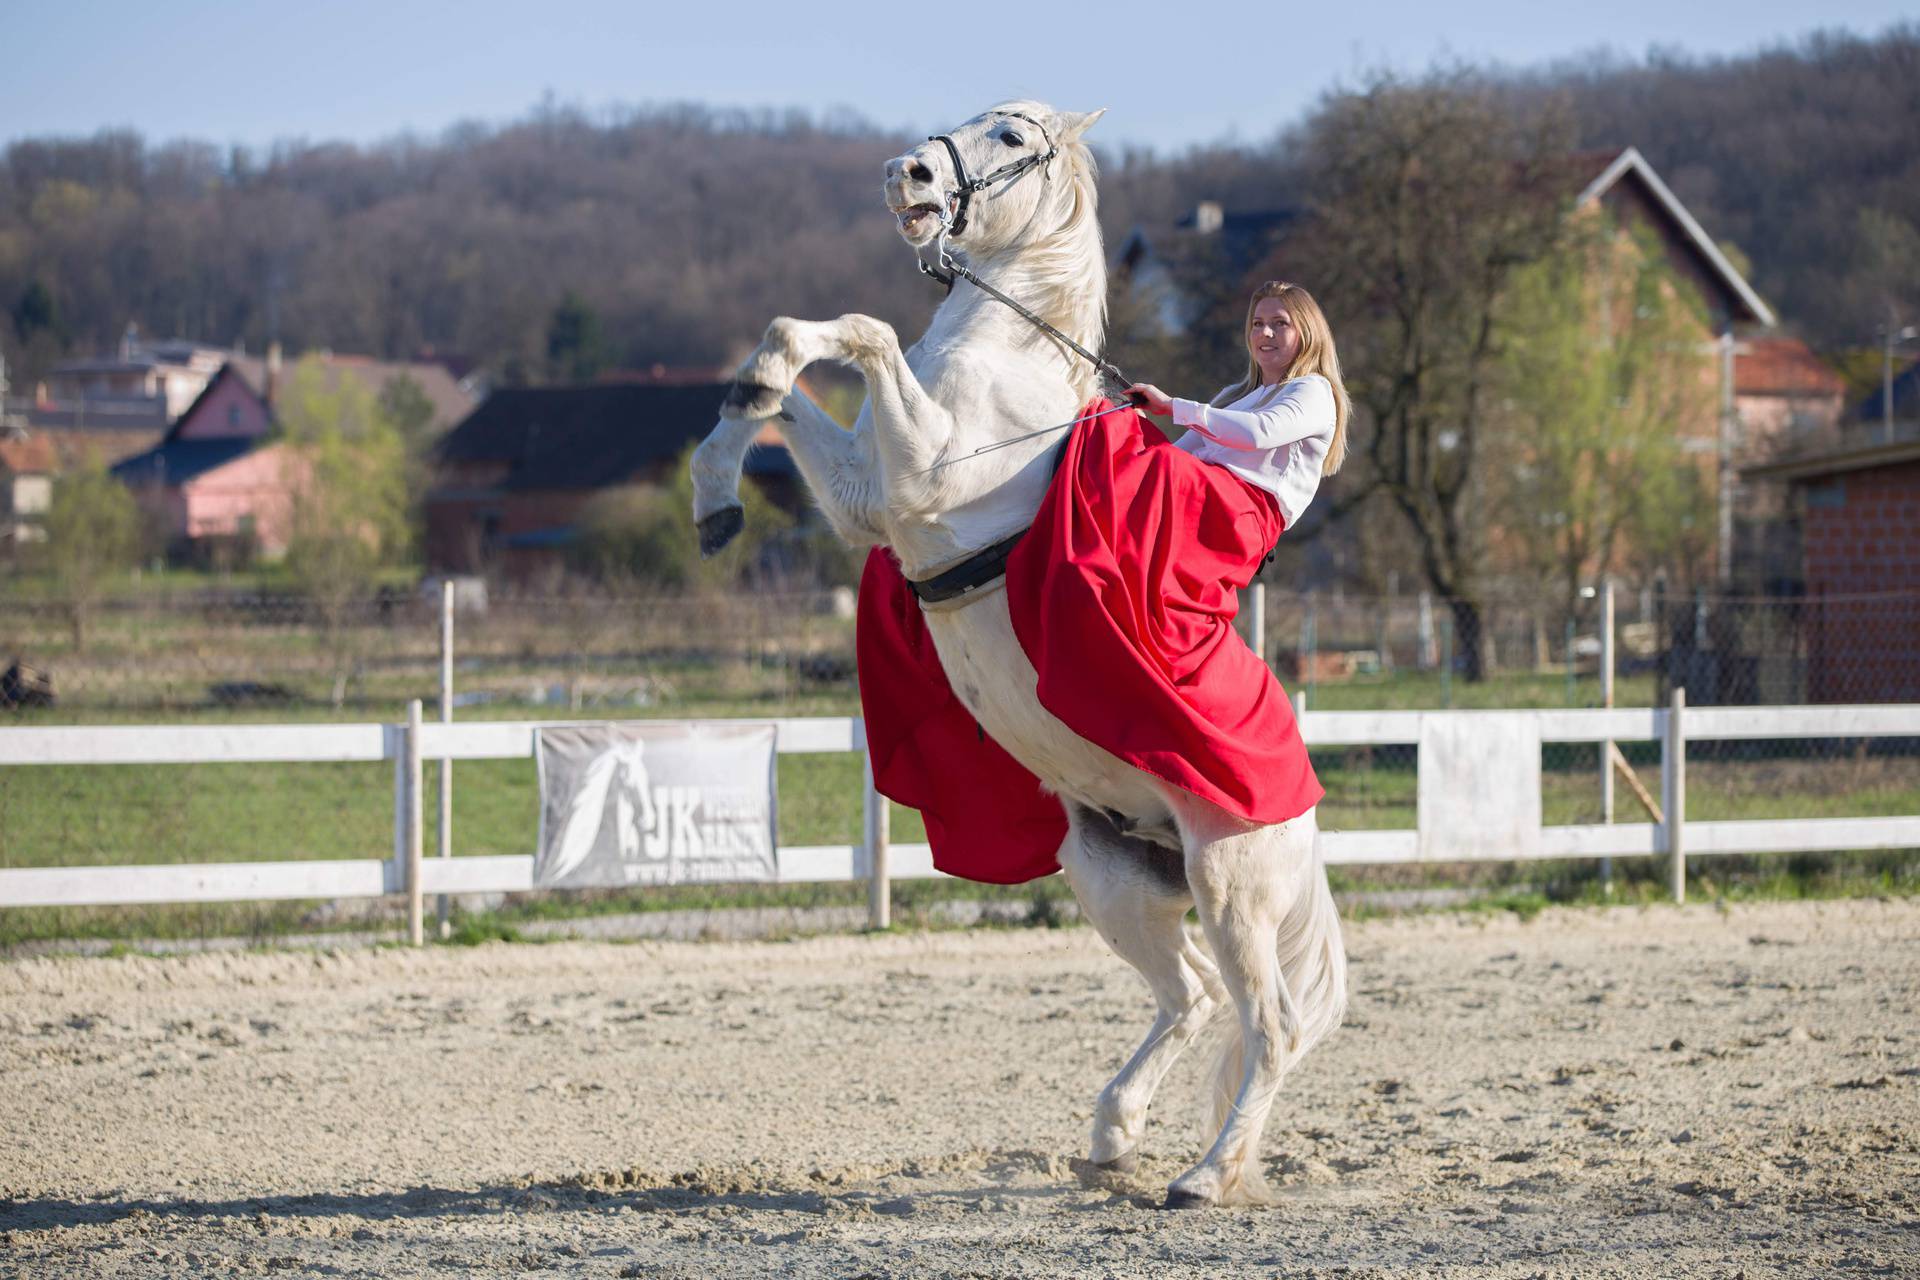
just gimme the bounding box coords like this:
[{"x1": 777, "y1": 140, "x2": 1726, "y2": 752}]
[
  {"x1": 225, "y1": 353, "x2": 474, "y2": 433},
  {"x1": 437, "y1": 383, "x2": 791, "y2": 492},
  {"x1": 1574, "y1": 146, "x2": 1776, "y2": 328},
  {"x1": 111, "y1": 437, "x2": 256, "y2": 487}
]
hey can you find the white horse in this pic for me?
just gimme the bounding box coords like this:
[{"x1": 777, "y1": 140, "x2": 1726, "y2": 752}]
[{"x1": 689, "y1": 100, "x2": 1346, "y2": 1208}]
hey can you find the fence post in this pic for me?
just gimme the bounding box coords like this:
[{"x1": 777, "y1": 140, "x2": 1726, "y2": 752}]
[
  {"x1": 1248, "y1": 582, "x2": 1266, "y2": 667},
  {"x1": 1599, "y1": 581, "x2": 1616, "y2": 891},
  {"x1": 863, "y1": 753, "x2": 891, "y2": 930},
  {"x1": 1662, "y1": 687, "x2": 1687, "y2": 904},
  {"x1": 437, "y1": 581, "x2": 454, "y2": 941},
  {"x1": 406, "y1": 698, "x2": 425, "y2": 946},
  {"x1": 1417, "y1": 590, "x2": 1436, "y2": 670}
]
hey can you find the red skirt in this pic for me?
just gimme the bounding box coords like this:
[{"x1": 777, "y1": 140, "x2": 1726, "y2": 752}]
[{"x1": 856, "y1": 399, "x2": 1323, "y2": 884}]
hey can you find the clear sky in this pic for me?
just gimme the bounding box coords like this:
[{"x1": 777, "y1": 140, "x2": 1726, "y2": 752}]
[{"x1": 5, "y1": 1, "x2": 1912, "y2": 156}]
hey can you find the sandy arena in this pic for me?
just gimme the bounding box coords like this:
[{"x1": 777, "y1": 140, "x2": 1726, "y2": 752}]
[{"x1": 2, "y1": 898, "x2": 1916, "y2": 1278}]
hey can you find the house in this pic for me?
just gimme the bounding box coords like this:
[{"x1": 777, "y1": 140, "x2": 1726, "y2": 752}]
[
  {"x1": 426, "y1": 381, "x2": 796, "y2": 581},
  {"x1": 0, "y1": 433, "x2": 56, "y2": 552},
  {"x1": 1855, "y1": 354, "x2": 1920, "y2": 442},
  {"x1": 1727, "y1": 337, "x2": 1850, "y2": 589},
  {"x1": 112, "y1": 348, "x2": 473, "y2": 561},
  {"x1": 1743, "y1": 436, "x2": 1920, "y2": 702},
  {"x1": 1117, "y1": 146, "x2": 1780, "y2": 589},
  {"x1": 43, "y1": 328, "x2": 232, "y2": 423}
]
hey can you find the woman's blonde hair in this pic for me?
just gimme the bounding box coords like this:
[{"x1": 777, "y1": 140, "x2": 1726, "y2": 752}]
[{"x1": 1211, "y1": 280, "x2": 1351, "y2": 474}]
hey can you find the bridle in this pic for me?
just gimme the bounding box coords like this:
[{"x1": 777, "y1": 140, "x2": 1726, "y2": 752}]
[
  {"x1": 922, "y1": 110, "x2": 1058, "y2": 240},
  {"x1": 910, "y1": 112, "x2": 1134, "y2": 414}
]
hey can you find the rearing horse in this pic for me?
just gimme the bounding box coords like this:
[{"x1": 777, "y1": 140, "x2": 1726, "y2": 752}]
[{"x1": 690, "y1": 100, "x2": 1346, "y2": 1208}]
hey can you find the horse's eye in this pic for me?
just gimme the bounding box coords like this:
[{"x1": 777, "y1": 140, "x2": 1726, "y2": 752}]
[{"x1": 1001, "y1": 130, "x2": 1024, "y2": 148}]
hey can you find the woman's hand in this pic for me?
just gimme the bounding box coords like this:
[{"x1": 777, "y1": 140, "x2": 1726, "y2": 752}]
[{"x1": 1125, "y1": 383, "x2": 1174, "y2": 417}]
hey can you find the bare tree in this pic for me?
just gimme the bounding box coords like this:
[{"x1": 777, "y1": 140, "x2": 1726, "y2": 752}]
[{"x1": 1289, "y1": 74, "x2": 1575, "y2": 678}]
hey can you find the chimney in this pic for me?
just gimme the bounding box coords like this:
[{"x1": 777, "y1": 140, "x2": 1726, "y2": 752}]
[
  {"x1": 121, "y1": 320, "x2": 140, "y2": 361},
  {"x1": 1192, "y1": 201, "x2": 1224, "y2": 235},
  {"x1": 265, "y1": 341, "x2": 283, "y2": 408}
]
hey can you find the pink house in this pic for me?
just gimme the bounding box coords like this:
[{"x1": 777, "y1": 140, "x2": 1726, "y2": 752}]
[{"x1": 114, "y1": 352, "x2": 470, "y2": 561}]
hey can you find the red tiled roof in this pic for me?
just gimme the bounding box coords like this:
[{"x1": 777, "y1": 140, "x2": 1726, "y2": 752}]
[
  {"x1": 0, "y1": 435, "x2": 57, "y2": 473},
  {"x1": 1735, "y1": 337, "x2": 1846, "y2": 397}
]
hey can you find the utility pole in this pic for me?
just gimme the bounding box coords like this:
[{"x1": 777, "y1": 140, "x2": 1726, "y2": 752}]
[{"x1": 1884, "y1": 322, "x2": 1917, "y2": 444}]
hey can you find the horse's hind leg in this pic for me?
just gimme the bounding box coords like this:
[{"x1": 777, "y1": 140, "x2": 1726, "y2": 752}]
[
  {"x1": 1059, "y1": 807, "x2": 1224, "y2": 1173},
  {"x1": 1165, "y1": 805, "x2": 1346, "y2": 1208}
]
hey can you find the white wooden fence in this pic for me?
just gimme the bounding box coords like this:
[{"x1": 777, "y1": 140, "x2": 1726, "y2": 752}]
[{"x1": 2, "y1": 696, "x2": 1916, "y2": 944}]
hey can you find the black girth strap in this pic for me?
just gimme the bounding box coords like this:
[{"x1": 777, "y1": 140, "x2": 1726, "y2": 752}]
[{"x1": 907, "y1": 527, "x2": 1028, "y2": 604}]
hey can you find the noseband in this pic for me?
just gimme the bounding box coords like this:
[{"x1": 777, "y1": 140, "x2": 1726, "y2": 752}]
[{"x1": 924, "y1": 111, "x2": 1057, "y2": 238}]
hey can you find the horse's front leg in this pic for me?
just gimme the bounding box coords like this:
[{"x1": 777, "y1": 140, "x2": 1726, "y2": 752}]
[
  {"x1": 692, "y1": 391, "x2": 884, "y2": 555},
  {"x1": 726, "y1": 314, "x2": 958, "y2": 517}
]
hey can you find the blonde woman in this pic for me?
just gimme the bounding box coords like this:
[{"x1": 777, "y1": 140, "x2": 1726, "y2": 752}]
[
  {"x1": 1127, "y1": 278, "x2": 1351, "y2": 533},
  {"x1": 994, "y1": 280, "x2": 1350, "y2": 832}
]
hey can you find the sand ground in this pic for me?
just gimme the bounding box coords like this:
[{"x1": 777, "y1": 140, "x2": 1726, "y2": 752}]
[{"x1": 1, "y1": 898, "x2": 1916, "y2": 1278}]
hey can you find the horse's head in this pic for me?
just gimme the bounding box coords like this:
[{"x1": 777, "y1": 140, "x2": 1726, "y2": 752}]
[{"x1": 885, "y1": 102, "x2": 1106, "y2": 258}]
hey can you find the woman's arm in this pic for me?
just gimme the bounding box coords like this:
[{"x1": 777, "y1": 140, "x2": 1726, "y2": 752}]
[{"x1": 1169, "y1": 376, "x2": 1334, "y2": 450}]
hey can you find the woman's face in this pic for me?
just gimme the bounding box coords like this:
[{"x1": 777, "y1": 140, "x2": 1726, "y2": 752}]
[{"x1": 1248, "y1": 296, "x2": 1302, "y2": 382}]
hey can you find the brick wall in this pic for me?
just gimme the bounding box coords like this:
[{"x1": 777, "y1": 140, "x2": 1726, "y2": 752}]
[{"x1": 1800, "y1": 459, "x2": 1920, "y2": 701}]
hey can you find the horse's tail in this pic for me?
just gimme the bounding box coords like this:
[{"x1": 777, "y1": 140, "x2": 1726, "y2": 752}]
[{"x1": 1203, "y1": 825, "x2": 1348, "y2": 1195}]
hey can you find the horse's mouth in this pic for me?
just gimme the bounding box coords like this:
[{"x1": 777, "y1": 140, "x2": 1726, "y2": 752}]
[{"x1": 891, "y1": 202, "x2": 941, "y2": 238}]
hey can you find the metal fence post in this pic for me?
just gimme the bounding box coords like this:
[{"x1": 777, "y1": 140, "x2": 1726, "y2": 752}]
[
  {"x1": 862, "y1": 753, "x2": 891, "y2": 930},
  {"x1": 437, "y1": 581, "x2": 454, "y2": 940},
  {"x1": 1599, "y1": 581, "x2": 1616, "y2": 891},
  {"x1": 1662, "y1": 687, "x2": 1687, "y2": 904},
  {"x1": 406, "y1": 698, "x2": 425, "y2": 946}
]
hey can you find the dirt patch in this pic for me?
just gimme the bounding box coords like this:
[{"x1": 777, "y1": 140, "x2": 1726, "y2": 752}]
[{"x1": 2, "y1": 899, "x2": 1915, "y2": 1277}]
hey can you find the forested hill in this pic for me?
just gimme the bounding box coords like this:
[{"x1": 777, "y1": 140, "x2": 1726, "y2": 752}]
[
  {"x1": 2, "y1": 26, "x2": 1914, "y2": 387},
  {"x1": 1506, "y1": 25, "x2": 1920, "y2": 349}
]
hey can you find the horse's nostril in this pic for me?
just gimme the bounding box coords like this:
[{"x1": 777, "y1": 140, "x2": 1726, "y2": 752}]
[{"x1": 909, "y1": 162, "x2": 933, "y2": 184}]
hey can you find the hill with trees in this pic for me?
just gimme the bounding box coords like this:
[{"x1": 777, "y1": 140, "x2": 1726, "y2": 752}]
[{"x1": 1, "y1": 25, "x2": 1913, "y2": 387}]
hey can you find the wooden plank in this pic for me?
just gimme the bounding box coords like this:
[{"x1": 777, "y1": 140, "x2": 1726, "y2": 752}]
[
  {"x1": 1318, "y1": 829, "x2": 1420, "y2": 864},
  {"x1": 0, "y1": 859, "x2": 391, "y2": 908},
  {"x1": 417, "y1": 856, "x2": 534, "y2": 895},
  {"x1": 1533, "y1": 707, "x2": 1663, "y2": 743},
  {"x1": 1539, "y1": 823, "x2": 1663, "y2": 858},
  {"x1": 1685, "y1": 705, "x2": 1920, "y2": 741},
  {"x1": 1297, "y1": 711, "x2": 1425, "y2": 746},
  {"x1": 418, "y1": 717, "x2": 862, "y2": 761},
  {"x1": 0, "y1": 723, "x2": 393, "y2": 766},
  {"x1": 1686, "y1": 817, "x2": 1920, "y2": 855}
]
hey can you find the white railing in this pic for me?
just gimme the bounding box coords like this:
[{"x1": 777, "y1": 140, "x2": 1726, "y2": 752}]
[{"x1": 2, "y1": 695, "x2": 1917, "y2": 943}]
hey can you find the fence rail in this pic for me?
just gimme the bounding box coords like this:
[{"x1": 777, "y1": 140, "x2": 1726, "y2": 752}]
[{"x1": 4, "y1": 699, "x2": 1917, "y2": 939}]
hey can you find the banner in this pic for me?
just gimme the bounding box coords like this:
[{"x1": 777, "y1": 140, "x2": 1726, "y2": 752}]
[
  {"x1": 534, "y1": 722, "x2": 777, "y2": 888},
  {"x1": 1416, "y1": 712, "x2": 1541, "y2": 863}
]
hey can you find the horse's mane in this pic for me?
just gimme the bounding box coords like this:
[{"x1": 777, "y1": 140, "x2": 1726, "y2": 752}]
[{"x1": 986, "y1": 100, "x2": 1107, "y2": 404}]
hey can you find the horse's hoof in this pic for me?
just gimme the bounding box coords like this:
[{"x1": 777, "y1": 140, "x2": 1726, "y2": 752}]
[
  {"x1": 1161, "y1": 1188, "x2": 1214, "y2": 1211},
  {"x1": 1096, "y1": 1152, "x2": 1138, "y2": 1175},
  {"x1": 697, "y1": 506, "x2": 745, "y2": 557},
  {"x1": 721, "y1": 380, "x2": 782, "y2": 420}
]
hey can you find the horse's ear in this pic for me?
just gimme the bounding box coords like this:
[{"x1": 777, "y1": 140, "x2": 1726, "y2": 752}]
[{"x1": 1055, "y1": 108, "x2": 1106, "y2": 144}]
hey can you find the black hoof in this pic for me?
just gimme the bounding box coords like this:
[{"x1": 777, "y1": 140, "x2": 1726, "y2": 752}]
[
  {"x1": 697, "y1": 505, "x2": 745, "y2": 557},
  {"x1": 1161, "y1": 1188, "x2": 1213, "y2": 1211},
  {"x1": 722, "y1": 380, "x2": 782, "y2": 419}
]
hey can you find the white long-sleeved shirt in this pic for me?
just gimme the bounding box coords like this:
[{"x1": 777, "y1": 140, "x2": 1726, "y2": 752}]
[{"x1": 1169, "y1": 373, "x2": 1335, "y2": 529}]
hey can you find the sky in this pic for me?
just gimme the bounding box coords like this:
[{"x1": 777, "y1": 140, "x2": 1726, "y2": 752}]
[{"x1": 4, "y1": 1, "x2": 1913, "y2": 156}]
